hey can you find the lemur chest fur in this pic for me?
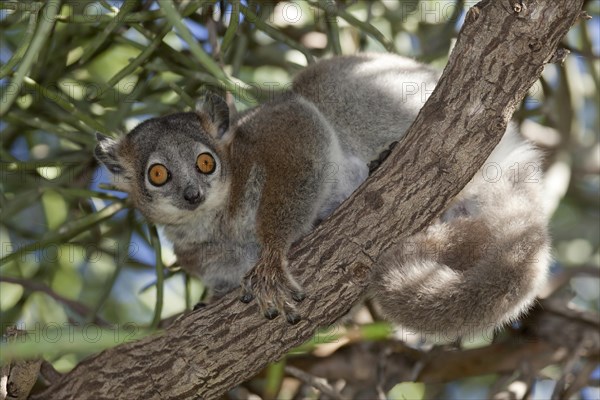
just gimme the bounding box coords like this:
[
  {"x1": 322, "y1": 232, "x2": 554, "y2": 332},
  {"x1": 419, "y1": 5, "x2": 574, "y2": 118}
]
[{"x1": 162, "y1": 165, "x2": 263, "y2": 282}]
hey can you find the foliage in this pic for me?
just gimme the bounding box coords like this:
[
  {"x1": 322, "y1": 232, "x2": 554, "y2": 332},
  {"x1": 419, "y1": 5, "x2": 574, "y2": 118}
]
[{"x1": 0, "y1": 0, "x2": 598, "y2": 398}]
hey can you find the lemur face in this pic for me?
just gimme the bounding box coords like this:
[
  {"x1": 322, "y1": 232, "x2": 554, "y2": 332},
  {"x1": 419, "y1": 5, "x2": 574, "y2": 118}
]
[{"x1": 95, "y1": 95, "x2": 231, "y2": 225}]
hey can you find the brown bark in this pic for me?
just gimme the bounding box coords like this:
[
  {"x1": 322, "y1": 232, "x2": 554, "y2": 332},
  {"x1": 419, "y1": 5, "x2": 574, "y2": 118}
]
[{"x1": 33, "y1": 0, "x2": 585, "y2": 398}]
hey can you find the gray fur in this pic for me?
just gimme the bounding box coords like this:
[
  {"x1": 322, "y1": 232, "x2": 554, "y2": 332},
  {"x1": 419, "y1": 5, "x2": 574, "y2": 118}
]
[{"x1": 94, "y1": 53, "x2": 550, "y2": 330}]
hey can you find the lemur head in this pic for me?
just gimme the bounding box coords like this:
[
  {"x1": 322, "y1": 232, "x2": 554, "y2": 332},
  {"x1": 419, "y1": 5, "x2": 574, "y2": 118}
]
[{"x1": 94, "y1": 93, "x2": 231, "y2": 225}]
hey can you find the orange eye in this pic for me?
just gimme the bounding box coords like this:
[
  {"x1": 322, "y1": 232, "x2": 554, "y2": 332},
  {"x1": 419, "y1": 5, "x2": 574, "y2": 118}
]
[
  {"x1": 148, "y1": 164, "x2": 169, "y2": 186},
  {"x1": 196, "y1": 153, "x2": 216, "y2": 174}
]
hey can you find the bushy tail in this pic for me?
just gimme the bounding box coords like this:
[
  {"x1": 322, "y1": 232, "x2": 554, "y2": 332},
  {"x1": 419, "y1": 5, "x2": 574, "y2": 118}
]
[{"x1": 372, "y1": 132, "x2": 550, "y2": 340}]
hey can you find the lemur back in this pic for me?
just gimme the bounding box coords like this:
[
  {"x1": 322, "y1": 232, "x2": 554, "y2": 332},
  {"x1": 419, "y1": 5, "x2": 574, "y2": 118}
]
[
  {"x1": 293, "y1": 53, "x2": 439, "y2": 162},
  {"x1": 95, "y1": 53, "x2": 550, "y2": 333}
]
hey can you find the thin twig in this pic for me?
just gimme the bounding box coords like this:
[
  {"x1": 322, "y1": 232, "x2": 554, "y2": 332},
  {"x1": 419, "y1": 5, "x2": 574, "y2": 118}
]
[
  {"x1": 40, "y1": 360, "x2": 63, "y2": 385},
  {"x1": 285, "y1": 365, "x2": 347, "y2": 400},
  {"x1": 307, "y1": 0, "x2": 395, "y2": 52},
  {"x1": 149, "y1": 225, "x2": 164, "y2": 329},
  {"x1": 550, "y1": 342, "x2": 585, "y2": 400},
  {"x1": 0, "y1": 276, "x2": 109, "y2": 327},
  {"x1": 320, "y1": 0, "x2": 342, "y2": 55},
  {"x1": 520, "y1": 361, "x2": 536, "y2": 400},
  {"x1": 562, "y1": 360, "x2": 598, "y2": 398},
  {"x1": 541, "y1": 299, "x2": 600, "y2": 329}
]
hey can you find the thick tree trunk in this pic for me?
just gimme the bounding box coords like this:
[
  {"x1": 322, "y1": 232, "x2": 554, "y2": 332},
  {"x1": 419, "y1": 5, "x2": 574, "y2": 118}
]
[{"x1": 33, "y1": 0, "x2": 585, "y2": 398}]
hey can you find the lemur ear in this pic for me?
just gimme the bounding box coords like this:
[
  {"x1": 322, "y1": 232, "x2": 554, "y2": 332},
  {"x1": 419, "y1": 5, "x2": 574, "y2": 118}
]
[
  {"x1": 94, "y1": 132, "x2": 124, "y2": 174},
  {"x1": 196, "y1": 92, "x2": 230, "y2": 139}
]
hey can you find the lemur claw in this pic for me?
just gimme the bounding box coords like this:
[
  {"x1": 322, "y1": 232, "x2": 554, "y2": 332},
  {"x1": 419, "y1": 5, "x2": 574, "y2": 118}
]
[
  {"x1": 240, "y1": 263, "x2": 305, "y2": 324},
  {"x1": 264, "y1": 308, "x2": 280, "y2": 319},
  {"x1": 239, "y1": 293, "x2": 254, "y2": 303}
]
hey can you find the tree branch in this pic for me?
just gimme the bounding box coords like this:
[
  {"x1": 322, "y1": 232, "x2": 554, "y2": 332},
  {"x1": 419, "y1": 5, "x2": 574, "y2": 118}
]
[{"x1": 33, "y1": 0, "x2": 585, "y2": 398}]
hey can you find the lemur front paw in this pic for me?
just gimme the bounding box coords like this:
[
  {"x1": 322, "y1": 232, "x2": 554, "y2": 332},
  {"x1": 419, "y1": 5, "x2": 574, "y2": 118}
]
[{"x1": 240, "y1": 262, "x2": 306, "y2": 324}]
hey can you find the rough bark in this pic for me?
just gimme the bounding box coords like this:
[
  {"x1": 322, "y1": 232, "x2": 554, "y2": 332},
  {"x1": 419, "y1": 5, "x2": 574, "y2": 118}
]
[{"x1": 34, "y1": 0, "x2": 585, "y2": 398}]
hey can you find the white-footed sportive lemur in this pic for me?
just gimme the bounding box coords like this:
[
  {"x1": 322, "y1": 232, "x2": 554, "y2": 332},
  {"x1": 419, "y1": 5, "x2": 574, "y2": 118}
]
[{"x1": 95, "y1": 53, "x2": 550, "y2": 336}]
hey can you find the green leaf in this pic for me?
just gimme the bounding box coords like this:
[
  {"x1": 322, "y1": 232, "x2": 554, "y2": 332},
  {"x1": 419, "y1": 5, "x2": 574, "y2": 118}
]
[{"x1": 41, "y1": 190, "x2": 68, "y2": 231}]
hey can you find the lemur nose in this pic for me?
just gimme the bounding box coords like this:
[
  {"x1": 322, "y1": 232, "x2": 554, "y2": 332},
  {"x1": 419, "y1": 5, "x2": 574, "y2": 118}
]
[{"x1": 183, "y1": 186, "x2": 202, "y2": 204}]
